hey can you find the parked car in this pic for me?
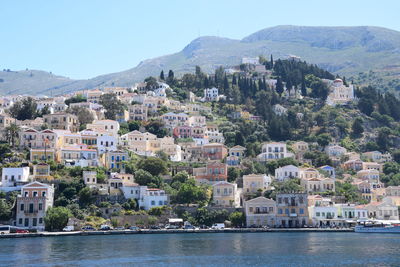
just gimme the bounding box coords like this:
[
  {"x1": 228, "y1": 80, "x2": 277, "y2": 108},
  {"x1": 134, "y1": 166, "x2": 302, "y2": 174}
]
[
  {"x1": 81, "y1": 226, "x2": 96, "y2": 231},
  {"x1": 16, "y1": 229, "x2": 29, "y2": 234},
  {"x1": 184, "y1": 224, "x2": 195, "y2": 230},
  {"x1": 62, "y1": 226, "x2": 75, "y2": 232},
  {"x1": 114, "y1": 227, "x2": 125, "y2": 230},
  {"x1": 129, "y1": 226, "x2": 140, "y2": 231},
  {"x1": 100, "y1": 225, "x2": 112, "y2": 231},
  {"x1": 211, "y1": 223, "x2": 225, "y2": 230},
  {"x1": 150, "y1": 225, "x2": 161, "y2": 230},
  {"x1": 165, "y1": 224, "x2": 179, "y2": 229}
]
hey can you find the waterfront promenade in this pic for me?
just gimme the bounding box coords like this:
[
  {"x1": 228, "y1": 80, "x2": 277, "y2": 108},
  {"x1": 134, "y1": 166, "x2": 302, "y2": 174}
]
[{"x1": 0, "y1": 227, "x2": 353, "y2": 238}]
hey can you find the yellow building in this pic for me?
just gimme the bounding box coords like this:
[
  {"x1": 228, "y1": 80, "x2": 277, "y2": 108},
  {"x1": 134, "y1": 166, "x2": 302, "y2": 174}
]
[
  {"x1": 33, "y1": 163, "x2": 52, "y2": 180},
  {"x1": 103, "y1": 150, "x2": 129, "y2": 171},
  {"x1": 43, "y1": 113, "x2": 79, "y2": 132},
  {"x1": 212, "y1": 181, "x2": 240, "y2": 207},
  {"x1": 245, "y1": 197, "x2": 276, "y2": 227},
  {"x1": 30, "y1": 148, "x2": 55, "y2": 162},
  {"x1": 243, "y1": 174, "x2": 271, "y2": 194}
]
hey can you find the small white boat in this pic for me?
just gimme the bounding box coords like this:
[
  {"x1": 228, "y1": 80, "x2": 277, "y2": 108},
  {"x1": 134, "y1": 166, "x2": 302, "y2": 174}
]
[{"x1": 355, "y1": 220, "x2": 400, "y2": 233}]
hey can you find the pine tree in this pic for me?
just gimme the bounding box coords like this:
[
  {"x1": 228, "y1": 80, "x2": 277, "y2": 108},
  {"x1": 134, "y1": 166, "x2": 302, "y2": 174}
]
[
  {"x1": 352, "y1": 117, "x2": 364, "y2": 137},
  {"x1": 160, "y1": 70, "x2": 165, "y2": 80},
  {"x1": 168, "y1": 70, "x2": 174, "y2": 80}
]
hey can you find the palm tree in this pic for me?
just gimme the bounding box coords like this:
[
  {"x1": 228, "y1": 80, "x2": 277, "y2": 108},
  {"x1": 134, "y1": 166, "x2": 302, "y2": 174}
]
[{"x1": 5, "y1": 123, "x2": 20, "y2": 148}]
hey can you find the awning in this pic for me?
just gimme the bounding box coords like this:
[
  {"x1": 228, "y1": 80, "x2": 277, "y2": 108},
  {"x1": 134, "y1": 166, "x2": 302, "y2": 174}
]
[{"x1": 169, "y1": 218, "x2": 183, "y2": 223}]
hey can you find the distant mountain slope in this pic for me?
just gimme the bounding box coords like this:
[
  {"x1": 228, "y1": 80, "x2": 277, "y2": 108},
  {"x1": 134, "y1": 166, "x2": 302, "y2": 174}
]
[{"x1": 1, "y1": 25, "x2": 400, "y2": 96}]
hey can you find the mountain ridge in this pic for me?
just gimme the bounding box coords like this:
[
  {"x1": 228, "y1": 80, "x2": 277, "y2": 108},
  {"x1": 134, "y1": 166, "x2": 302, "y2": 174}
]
[{"x1": 1, "y1": 25, "x2": 400, "y2": 96}]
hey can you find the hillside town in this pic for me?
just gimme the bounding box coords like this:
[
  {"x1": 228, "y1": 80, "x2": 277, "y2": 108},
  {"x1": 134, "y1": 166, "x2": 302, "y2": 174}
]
[{"x1": 0, "y1": 57, "x2": 400, "y2": 232}]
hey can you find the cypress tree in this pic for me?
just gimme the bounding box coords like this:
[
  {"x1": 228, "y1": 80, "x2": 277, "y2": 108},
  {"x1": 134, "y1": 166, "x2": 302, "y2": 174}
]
[
  {"x1": 232, "y1": 75, "x2": 237, "y2": 86},
  {"x1": 168, "y1": 70, "x2": 174, "y2": 80},
  {"x1": 301, "y1": 76, "x2": 307, "y2": 96},
  {"x1": 204, "y1": 76, "x2": 209, "y2": 88},
  {"x1": 160, "y1": 70, "x2": 165, "y2": 80},
  {"x1": 276, "y1": 77, "x2": 284, "y2": 96},
  {"x1": 223, "y1": 75, "x2": 229, "y2": 90},
  {"x1": 270, "y1": 54, "x2": 274, "y2": 68}
]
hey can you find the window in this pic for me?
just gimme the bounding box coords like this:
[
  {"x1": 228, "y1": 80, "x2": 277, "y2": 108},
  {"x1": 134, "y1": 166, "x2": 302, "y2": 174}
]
[
  {"x1": 316, "y1": 212, "x2": 320, "y2": 217},
  {"x1": 24, "y1": 218, "x2": 29, "y2": 227},
  {"x1": 39, "y1": 203, "x2": 43, "y2": 210},
  {"x1": 33, "y1": 191, "x2": 38, "y2": 197},
  {"x1": 19, "y1": 218, "x2": 22, "y2": 225},
  {"x1": 39, "y1": 218, "x2": 43, "y2": 224},
  {"x1": 151, "y1": 200, "x2": 155, "y2": 205},
  {"x1": 300, "y1": 208, "x2": 304, "y2": 214},
  {"x1": 29, "y1": 203, "x2": 34, "y2": 213},
  {"x1": 269, "y1": 207, "x2": 274, "y2": 212},
  {"x1": 33, "y1": 218, "x2": 37, "y2": 226},
  {"x1": 20, "y1": 204, "x2": 24, "y2": 211}
]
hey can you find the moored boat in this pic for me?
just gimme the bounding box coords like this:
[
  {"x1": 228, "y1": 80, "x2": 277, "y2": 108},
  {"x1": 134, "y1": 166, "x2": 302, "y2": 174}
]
[{"x1": 355, "y1": 220, "x2": 400, "y2": 233}]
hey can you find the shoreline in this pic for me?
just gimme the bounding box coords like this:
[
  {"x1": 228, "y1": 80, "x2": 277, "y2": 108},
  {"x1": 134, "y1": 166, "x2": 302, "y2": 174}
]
[{"x1": 0, "y1": 228, "x2": 354, "y2": 239}]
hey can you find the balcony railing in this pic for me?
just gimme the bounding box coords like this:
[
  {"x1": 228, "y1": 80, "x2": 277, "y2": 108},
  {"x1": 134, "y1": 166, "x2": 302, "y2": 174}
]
[
  {"x1": 254, "y1": 210, "x2": 272, "y2": 214},
  {"x1": 24, "y1": 210, "x2": 39, "y2": 214}
]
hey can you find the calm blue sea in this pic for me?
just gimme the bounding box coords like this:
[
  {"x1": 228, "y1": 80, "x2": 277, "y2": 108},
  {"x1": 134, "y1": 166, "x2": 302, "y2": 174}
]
[{"x1": 0, "y1": 232, "x2": 399, "y2": 266}]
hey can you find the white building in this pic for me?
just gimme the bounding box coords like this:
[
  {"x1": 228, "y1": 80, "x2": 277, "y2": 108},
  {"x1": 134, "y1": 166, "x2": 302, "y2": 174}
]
[
  {"x1": 86, "y1": 120, "x2": 120, "y2": 137},
  {"x1": 257, "y1": 142, "x2": 293, "y2": 162},
  {"x1": 275, "y1": 165, "x2": 299, "y2": 181},
  {"x1": 326, "y1": 78, "x2": 355, "y2": 106},
  {"x1": 121, "y1": 184, "x2": 142, "y2": 199},
  {"x1": 1, "y1": 167, "x2": 30, "y2": 188},
  {"x1": 241, "y1": 57, "x2": 259, "y2": 65},
  {"x1": 272, "y1": 104, "x2": 288, "y2": 116},
  {"x1": 203, "y1": 87, "x2": 220, "y2": 102},
  {"x1": 83, "y1": 171, "x2": 97, "y2": 187},
  {"x1": 138, "y1": 188, "x2": 169, "y2": 210},
  {"x1": 97, "y1": 135, "x2": 117, "y2": 154},
  {"x1": 309, "y1": 205, "x2": 338, "y2": 227},
  {"x1": 325, "y1": 145, "x2": 347, "y2": 158}
]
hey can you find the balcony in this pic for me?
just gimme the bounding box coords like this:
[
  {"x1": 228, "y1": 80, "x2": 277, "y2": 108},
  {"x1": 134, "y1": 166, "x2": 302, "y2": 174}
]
[
  {"x1": 24, "y1": 210, "x2": 39, "y2": 214},
  {"x1": 254, "y1": 210, "x2": 272, "y2": 214}
]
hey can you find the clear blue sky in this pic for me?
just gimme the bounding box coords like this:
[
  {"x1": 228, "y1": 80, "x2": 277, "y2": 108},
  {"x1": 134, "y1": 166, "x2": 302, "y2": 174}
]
[{"x1": 1, "y1": 0, "x2": 399, "y2": 79}]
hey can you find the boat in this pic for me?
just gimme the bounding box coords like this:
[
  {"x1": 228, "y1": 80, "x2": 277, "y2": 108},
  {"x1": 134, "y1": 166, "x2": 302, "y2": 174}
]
[{"x1": 355, "y1": 220, "x2": 400, "y2": 233}]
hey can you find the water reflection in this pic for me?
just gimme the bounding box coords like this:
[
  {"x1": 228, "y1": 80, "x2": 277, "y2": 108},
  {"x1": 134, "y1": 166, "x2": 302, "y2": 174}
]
[{"x1": 0, "y1": 233, "x2": 399, "y2": 266}]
